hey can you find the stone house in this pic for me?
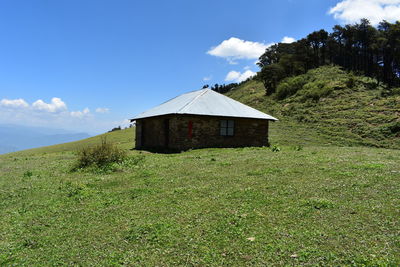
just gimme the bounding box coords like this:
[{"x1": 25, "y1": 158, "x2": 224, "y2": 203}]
[{"x1": 131, "y1": 88, "x2": 277, "y2": 151}]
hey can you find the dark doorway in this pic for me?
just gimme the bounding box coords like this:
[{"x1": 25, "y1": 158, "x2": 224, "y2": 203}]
[
  {"x1": 140, "y1": 121, "x2": 145, "y2": 147},
  {"x1": 164, "y1": 119, "x2": 170, "y2": 148}
]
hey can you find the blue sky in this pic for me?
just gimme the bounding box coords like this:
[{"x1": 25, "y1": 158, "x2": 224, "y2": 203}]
[{"x1": 1, "y1": 0, "x2": 399, "y2": 134}]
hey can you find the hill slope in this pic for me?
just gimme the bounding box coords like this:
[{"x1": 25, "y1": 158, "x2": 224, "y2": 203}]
[
  {"x1": 11, "y1": 127, "x2": 134, "y2": 155},
  {"x1": 226, "y1": 66, "x2": 400, "y2": 149}
]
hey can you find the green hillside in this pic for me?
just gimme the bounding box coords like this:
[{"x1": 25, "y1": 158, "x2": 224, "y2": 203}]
[
  {"x1": 226, "y1": 66, "x2": 400, "y2": 149},
  {"x1": 12, "y1": 127, "x2": 135, "y2": 155},
  {"x1": 0, "y1": 67, "x2": 399, "y2": 265}
]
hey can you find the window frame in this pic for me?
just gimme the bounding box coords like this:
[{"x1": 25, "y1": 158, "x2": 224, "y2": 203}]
[{"x1": 220, "y1": 119, "x2": 235, "y2": 136}]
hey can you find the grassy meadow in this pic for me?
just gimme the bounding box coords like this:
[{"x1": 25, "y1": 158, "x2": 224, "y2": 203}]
[{"x1": 0, "y1": 126, "x2": 399, "y2": 266}]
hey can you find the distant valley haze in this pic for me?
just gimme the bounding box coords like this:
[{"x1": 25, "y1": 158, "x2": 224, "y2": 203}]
[{"x1": 0, "y1": 124, "x2": 91, "y2": 154}]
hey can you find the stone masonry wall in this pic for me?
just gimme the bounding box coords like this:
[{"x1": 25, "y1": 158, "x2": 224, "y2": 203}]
[
  {"x1": 168, "y1": 115, "x2": 269, "y2": 150},
  {"x1": 136, "y1": 114, "x2": 270, "y2": 150}
]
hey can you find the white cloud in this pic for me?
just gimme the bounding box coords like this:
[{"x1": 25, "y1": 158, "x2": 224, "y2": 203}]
[
  {"x1": 225, "y1": 71, "x2": 241, "y2": 82},
  {"x1": 203, "y1": 76, "x2": 212, "y2": 81},
  {"x1": 227, "y1": 58, "x2": 239, "y2": 65},
  {"x1": 32, "y1": 97, "x2": 67, "y2": 113},
  {"x1": 120, "y1": 119, "x2": 131, "y2": 127},
  {"x1": 207, "y1": 37, "x2": 273, "y2": 62},
  {"x1": 95, "y1": 107, "x2": 110, "y2": 113},
  {"x1": 329, "y1": 0, "x2": 400, "y2": 25},
  {"x1": 225, "y1": 70, "x2": 256, "y2": 83},
  {"x1": 0, "y1": 98, "x2": 29, "y2": 108},
  {"x1": 281, "y1": 36, "x2": 296, "y2": 43},
  {"x1": 70, "y1": 108, "x2": 90, "y2": 118},
  {"x1": 0, "y1": 97, "x2": 121, "y2": 133}
]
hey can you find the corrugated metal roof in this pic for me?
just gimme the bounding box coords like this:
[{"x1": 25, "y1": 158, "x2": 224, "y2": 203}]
[{"x1": 131, "y1": 88, "x2": 278, "y2": 121}]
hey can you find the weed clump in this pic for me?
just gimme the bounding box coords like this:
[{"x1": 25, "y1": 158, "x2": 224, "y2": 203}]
[
  {"x1": 75, "y1": 138, "x2": 127, "y2": 169},
  {"x1": 271, "y1": 145, "x2": 281, "y2": 152},
  {"x1": 23, "y1": 171, "x2": 33, "y2": 178},
  {"x1": 72, "y1": 139, "x2": 144, "y2": 173},
  {"x1": 303, "y1": 198, "x2": 334, "y2": 210},
  {"x1": 292, "y1": 145, "x2": 303, "y2": 151}
]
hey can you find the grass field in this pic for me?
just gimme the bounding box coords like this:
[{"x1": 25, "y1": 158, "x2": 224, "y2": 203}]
[{"x1": 0, "y1": 127, "x2": 399, "y2": 265}]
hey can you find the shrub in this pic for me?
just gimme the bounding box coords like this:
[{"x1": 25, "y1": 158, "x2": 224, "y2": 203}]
[
  {"x1": 302, "y1": 81, "x2": 333, "y2": 101},
  {"x1": 303, "y1": 198, "x2": 334, "y2": 210},
  {"x1": 388, "y1": 122, "x2": 400, "y2": 134},
  {"x1": 275, "y1": 82, "x2": 292, "y2": 100},
  {"x1": 346, "y1": 74, "x2": 356, "y2": 88},
  {"x1": 392, "y1": 87, "x2": 400, "y2": 96},
  {"x1": 109, "y1": 126, "x2": 121, "y2": 132},
  {"x1": 23, "y1": 171, "x2": 33, "y2": 178},
  {"x1": 292, "y1": 145, "x2": 303, "y2": 151},
  {"x1": 271, "y1": 145, "x2": 281, "y2": 152},
  {"x1": 75, "y1": 138, "x2": 127, "y2": 169},
  {"x1": 275, "y1": 75, "x2": 307, "y2": 100}
]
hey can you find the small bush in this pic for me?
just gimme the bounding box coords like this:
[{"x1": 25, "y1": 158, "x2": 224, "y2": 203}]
[
  {"x1": 378, "y1": 122, "x2": 400, "y2": 137},
  {"x1": 125, "y1": 223, "x2": 173, "y2": 245},
  {"x1": 346, "y1": 74, "x2": 356, "y2": 88},
  {"x1": 121, "y1": 154, "x2": 145, "y2": 168},
  {"x1": 275, "y1": 75, "x2": 307, "y2": 100},
  {"x1": 292, "y1": 145, "x2": 303, "y2": 151},
  {"x1": 302, "y1": 81, "x2": 333, "y2": 101},
  {"x1": 388, "y1": 122, "x2": 400, "y2": 134},
  {"x1": 23, "y1": 171, "x2": 33, "y2": 178},
  {"x1": 392, "y1": 87, "x2": 400, "y2": 96},
  {"x1": 275, "y1": 82, "x2": 293, "y2": 100},
  {"x1": 303, "y1": 198, "x2": 334, "y2": 210},
  {"x1": 271, "y1": 145, "x2": 281, "y2": 152},
  {"x1": 108, "y1": 126, "x2": 121, "y2": 132},
  {"x1": 75, "y1": 138, "x2": 127, "y2": 169}
]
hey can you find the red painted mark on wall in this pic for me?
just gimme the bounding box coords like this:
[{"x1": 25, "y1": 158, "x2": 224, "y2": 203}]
[{"x1": 188, "y1": 121, "x2": 193, "y2": 138}]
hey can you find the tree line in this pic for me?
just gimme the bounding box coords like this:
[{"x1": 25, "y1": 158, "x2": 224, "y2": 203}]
[
  {"x1": 257, "y1": 19, "x2": 400, "y2": 95},
  {"x1": 203, "y1": 82, "x2": 244, "y2": 94}
]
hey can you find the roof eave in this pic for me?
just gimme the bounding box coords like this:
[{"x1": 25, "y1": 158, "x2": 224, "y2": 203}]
[{"x1": 131, "y1": 113, "x2": 278, "y2": 121}]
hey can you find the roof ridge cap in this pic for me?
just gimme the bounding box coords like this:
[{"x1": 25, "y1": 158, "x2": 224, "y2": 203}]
[{"x1": 177, "y1": 89, "x2": 209, "y2": 113}]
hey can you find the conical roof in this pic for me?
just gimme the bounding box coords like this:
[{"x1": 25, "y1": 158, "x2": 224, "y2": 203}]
[{"x1": 131, "y1": 88, "x2": 278, "y2": 121}]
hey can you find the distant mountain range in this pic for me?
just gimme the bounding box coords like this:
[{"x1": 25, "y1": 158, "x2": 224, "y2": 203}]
[{"x1": 0, "y1": 124, "x2": 91, "y2": 154}]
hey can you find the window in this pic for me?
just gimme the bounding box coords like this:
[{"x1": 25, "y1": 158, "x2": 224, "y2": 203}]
[{"x1": 220, "y1": 120, "x2": 234, "y2": 136}]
